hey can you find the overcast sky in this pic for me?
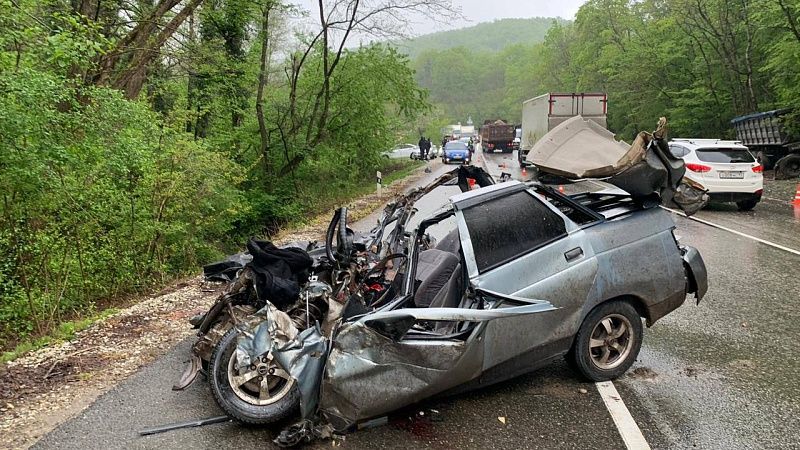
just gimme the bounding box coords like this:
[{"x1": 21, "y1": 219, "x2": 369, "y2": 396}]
[
  {"x1": 294, "y1": 1, "x2": 588, "y2": 39},
  {"x1": 449, "y1": 0, "x2": 586, "y2": 24}
]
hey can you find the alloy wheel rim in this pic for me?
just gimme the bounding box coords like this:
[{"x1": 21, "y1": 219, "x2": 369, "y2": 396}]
[
  {"x1": 588, "y1": 314, "x2": 634, "y2": 370},
  {"x1": 227, "y1": 353, "x2": 294, "y2": 406}
]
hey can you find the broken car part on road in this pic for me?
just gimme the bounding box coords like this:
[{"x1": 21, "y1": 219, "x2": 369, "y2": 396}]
[
  {"x1": 172, "y1": 155, "x2": 707, "y2": 445},
  {"x1": 527, "y1": 116, "x2": 709, "y2": 214}
]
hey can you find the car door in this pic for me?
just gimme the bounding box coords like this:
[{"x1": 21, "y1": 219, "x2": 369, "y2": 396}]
[
  {"x1": 454, "y1": 187, "x2": 599, "y2": 372},
  {"x1": 322, "y1": 282, "x2": 556, "y2": 430}
]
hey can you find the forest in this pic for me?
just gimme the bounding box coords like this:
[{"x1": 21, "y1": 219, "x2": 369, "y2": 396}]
[
  {"x1": 0, "y1": 0, "x2": 455, "y2": 351},
  {"x1": 414, "y1": 0, "x2": 800, "y2": 141}
]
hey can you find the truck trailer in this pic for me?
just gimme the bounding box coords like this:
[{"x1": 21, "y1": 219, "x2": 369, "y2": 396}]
[
  {"x1": 518, "y1": 93, "x2": 608, "y2": 167},
  {"x1": 480, "y1": 120, "x2": 517, "y2": 153},
  {"x1": 731, "y1": 109, "x2": 800, "y2": 179}
]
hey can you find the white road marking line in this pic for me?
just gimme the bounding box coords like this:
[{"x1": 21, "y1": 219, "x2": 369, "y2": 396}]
[
  {"x1": 596, "y1": 381, "x2": 651, "y2": 450},
  {"x1": 663, "y1": 207, "x2": 800, "y2": 257},
  {"x1": 761, "y1": 196, "x2": 791, "y2": 204}
]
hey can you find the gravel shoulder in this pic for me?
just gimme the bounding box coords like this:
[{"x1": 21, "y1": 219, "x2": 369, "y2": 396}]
[{"x1": 0, "y1": 162, "x2": 435, "y2": 449}]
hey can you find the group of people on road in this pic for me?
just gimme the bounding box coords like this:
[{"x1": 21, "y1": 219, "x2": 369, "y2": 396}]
[{"x1": 418, "y1": 136, "x2": 433, "y2": 160}]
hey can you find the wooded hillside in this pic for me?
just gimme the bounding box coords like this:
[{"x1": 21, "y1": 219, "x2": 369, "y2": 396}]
[
  {"x1": 413, "y1": 0, "x2": 800, "y2": 140},
  {"x1": 396, "y1": 17, "x2": 564, "y2": 59}
]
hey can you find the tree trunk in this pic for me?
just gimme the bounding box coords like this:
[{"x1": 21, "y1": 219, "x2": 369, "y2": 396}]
[{"x1": 256, "y1": 2, "x2": 274, "y2": 173}]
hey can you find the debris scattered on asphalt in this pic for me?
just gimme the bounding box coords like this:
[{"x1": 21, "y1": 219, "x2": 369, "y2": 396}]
[
  {"x1": 356, "y1": 416, "x2": 388, "y2": 430},
  {"x1": 138, "y1": 415, "x2": 231, "y2": 436},
  {"x1": 578, "y1": 388, "x2": 588, "y2": 394},
  {"x1": 498, "y1": 416, "x2": 507, "y2": 425},
  {"x1": 629, "y1": 366, "x2": 658, "y2": 381}
]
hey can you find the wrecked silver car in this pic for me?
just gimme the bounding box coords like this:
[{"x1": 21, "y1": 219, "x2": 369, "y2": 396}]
[{"x1": 174, "y1": 160, "x2": 707, "y2": 444}]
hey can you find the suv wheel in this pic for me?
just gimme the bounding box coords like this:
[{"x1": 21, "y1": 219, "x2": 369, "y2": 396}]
[
  {"x1": 568, "y1": 300, "x2": 643, "y2": 381},
  {"x1": 737, "y1": 197, "x2": 760, "y2": 211}
]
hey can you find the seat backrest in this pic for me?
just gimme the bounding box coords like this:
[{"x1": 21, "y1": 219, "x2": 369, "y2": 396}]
[
  {"x1": 427, "y1": 261, "x2": 463, "y2": 309},
  {"x1": 435, "y1": 229, "x2": 461, "y2": 255},
  {"x1": 414, "y1": 249, "x2": 461, "y2": 308}
]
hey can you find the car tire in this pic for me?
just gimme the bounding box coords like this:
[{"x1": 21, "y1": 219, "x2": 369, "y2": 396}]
[
  {"x1": 736, "y1": 197, "x2": 760, "y2": 211},
  {"x1": 568, "y1": 300, "x2": 643, "y2": 382},
  {"x1": 209, "y1": 329, "x2": 300, "y2": 425}
]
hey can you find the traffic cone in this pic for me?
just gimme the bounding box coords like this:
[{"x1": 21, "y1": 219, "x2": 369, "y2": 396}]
[
  {"x1": 794, "y1": 184, "x2": 800, "y2": 207},
  {"x1": 467, "y1": 178, "x2": 477, "y2": 190}
]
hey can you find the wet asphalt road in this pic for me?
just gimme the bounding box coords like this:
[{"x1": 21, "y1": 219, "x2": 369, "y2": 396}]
[{"x1": 36, "y1": 152, "x2": 800, "y2": 449}]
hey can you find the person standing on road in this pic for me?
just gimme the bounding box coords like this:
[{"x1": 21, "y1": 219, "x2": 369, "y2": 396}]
[{"x1": 418, "y1": 136, "x2": 427, "y2": 160}]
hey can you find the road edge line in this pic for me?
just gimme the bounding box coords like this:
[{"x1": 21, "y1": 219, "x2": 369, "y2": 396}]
[
  {"x1": 662, "y1": 207, "x2": 800, "y2": 256},
  {"x1": 596, "y1": 381, "x2": 651, "y2": 450}
]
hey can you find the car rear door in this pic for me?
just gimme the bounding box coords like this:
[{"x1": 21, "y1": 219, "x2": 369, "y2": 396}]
[{"x1": 454, "y1": 187, "x2": 599, "y2": 372}]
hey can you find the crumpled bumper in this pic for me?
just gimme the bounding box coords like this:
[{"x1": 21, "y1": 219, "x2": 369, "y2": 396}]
[{"x1": 682, "y1": 245, "x2": 708, "y2": 301}]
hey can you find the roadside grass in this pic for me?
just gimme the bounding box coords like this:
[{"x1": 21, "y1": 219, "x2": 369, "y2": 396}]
[
  {"x1": 292, "y1": 159, "x2": 423, "y2": 225},
  {"x1": 0, "y1": 159, "x2": 423, "y2": 363},
  {"x1": 1, "y1": 309, "x2": 119, "y2": 364}
]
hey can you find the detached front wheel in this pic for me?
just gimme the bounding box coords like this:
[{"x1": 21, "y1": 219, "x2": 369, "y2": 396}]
[
  {"x1": 568, "y1": 301, "x2": 643, "y2": 381},
  {"x1": 209, "y1": 329, "x2": 300, "y2": 424}
]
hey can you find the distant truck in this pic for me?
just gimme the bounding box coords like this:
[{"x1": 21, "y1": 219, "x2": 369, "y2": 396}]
[
  {"x1": 731, "y1": 109, "x2": 800, "y2": 179},
  {"x1": 443, "y1": 124, "x2": 476, "y2": 140},
  {"x1": 518, "y1": 93, "x2": 608, "y2": 167},
  {"x1": 480, "y1": 119, "x2": 516, "y2": 153}
]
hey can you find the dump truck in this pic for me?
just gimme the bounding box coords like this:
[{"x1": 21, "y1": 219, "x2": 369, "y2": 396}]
[
  {"x1": 518, "y1": 93, "x2": 608, "y2": 167},
  {"x1": 731, "y1": 109, "x2": 800, "y2": 179},
  {"x1": 480, "y1": 120, "x2": 516, "y2": 153}
]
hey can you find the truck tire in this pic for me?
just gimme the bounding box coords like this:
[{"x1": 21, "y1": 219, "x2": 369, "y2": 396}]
[
  {"x1": 209, "y1": 329, "x2": 300, "y2": 424},
  {"x1": 756, "y1": 151, "x2": 773, "y2": 171},
  {"x1": 775, "y1": 154, "x2": 800, "y2": 179},
  {"x1": 567, "y1": 300, "x2": 643, "y2": 382}
]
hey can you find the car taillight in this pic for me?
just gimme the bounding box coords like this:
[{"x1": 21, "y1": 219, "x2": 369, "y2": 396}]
[
  {"x1": 752, "y1": 164, "x2": 763, "y2": 173},
  {"x1": 686, "y1": 163, "x2": 712, "y2": 173}
]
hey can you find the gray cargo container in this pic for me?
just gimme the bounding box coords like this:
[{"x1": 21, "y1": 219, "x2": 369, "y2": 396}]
[
  {"x1": 519, "y1": 93, "x2": 608, "y2": 167},
  {"x1": 731, "y1": 109, "x2": 800, "y2": 178}
]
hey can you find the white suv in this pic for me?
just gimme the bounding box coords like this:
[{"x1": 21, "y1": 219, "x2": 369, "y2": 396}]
[
  {"x1": 669, "y1": 139, "x2": 764, "y2": 211},
  {"x1": 669, "y1": 139, "x2": 763, "y2": 211}
]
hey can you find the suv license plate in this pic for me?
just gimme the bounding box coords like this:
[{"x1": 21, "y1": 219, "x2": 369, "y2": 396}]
[{"x1": 719, "y1": 171, "x2": 744, "y2": 179}]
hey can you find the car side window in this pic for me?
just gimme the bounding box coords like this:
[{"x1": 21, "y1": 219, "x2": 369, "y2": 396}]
[
  {"x1": 462, "y1": 191, "x2": 568, "y2": 273},
  {"x1": 669, "y1": 145, "x2": 689, "y2": 158}
]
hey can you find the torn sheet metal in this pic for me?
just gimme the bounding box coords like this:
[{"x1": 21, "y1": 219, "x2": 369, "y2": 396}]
[
  {"x1": 528, "y1": 116, "x2": 633, "y2": 178},
  {"x1": 529, "y1": 116, "x2": 690, "y2": 209},
  {"x1": 272, "y1": 325, "x2": 329, "y2": 419},
  {"x1": 670, "y1": 178, "x2": 709, "y2": 215},
  {"x1": 235, "y1": 304, "x2": 298, "y2": 369},
  {"x1": 319, "y1": 321, "x2": 476, "y2": 431}
]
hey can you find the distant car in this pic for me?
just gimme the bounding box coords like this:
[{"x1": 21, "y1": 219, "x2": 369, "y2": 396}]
[
  {"x1": 443, "y1": 141, "x2": 471, "y2": 164},
  {"x1": 669, "y1": 139, "x2": 763, "y2": 211},
  {"x1": 411, "y1": 144, "x2": 440, "y2": 160},
  {"x1": 382, "y1": 143, "x2": 419, "y2": 159}
]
